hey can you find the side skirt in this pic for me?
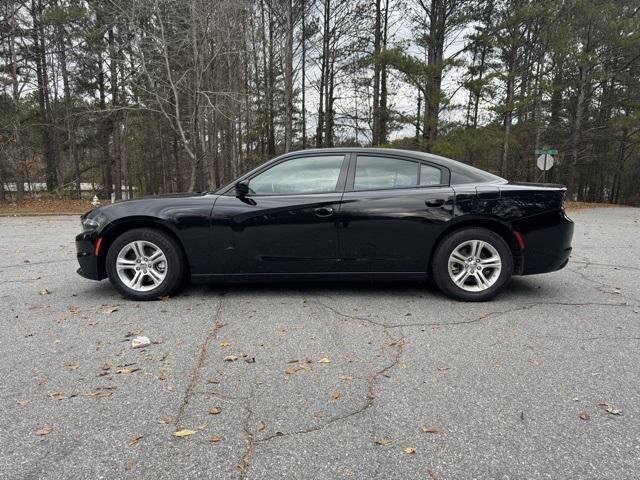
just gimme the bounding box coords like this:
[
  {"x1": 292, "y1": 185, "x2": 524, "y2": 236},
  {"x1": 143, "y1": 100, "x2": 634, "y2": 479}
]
[{"x1": 190, "y1": 272, "x2": 428, "y2": 283}]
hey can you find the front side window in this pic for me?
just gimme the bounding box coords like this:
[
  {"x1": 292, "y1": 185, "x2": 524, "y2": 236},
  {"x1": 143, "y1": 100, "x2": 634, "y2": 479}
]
[
  {"x1": 248, "y1": 155, "x2": 344, "y2": 195},
  {"x1": 354, "y1": 156, "x2": 419, "y2": 190}
]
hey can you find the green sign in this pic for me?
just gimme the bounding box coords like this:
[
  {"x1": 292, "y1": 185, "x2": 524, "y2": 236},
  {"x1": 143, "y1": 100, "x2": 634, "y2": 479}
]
[{"x1": 535, "y1": 147, "x2": 558, "y2": 155}]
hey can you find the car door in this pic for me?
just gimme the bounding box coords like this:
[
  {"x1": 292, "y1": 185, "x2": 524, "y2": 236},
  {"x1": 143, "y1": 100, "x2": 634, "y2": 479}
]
[
  {"x1": 209, "y1": 154, "x2": 348, "y2": 275},
  {"x1": 338, "y1": 153, "x2": 455, "y2": 273}
]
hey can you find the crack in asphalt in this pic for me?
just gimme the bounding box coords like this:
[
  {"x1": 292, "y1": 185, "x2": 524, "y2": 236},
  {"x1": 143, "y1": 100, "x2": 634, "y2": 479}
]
[
  {"x1": 233, "y1": 294, "x2": 406, "y2": 479},
  {"x1": 173, "y1": 293, "x2": 225, "y2": 427},
  {"x1": 313, "y1": 299, "x2": 635, "y2": 329}
]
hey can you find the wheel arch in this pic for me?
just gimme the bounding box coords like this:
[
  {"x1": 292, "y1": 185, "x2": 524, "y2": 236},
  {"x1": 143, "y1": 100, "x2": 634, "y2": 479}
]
[
  {"x1": 430, "y1": 217, "x2": 523, "y2": 275},
  {"x1": 97, "y1": 217, "x2": 190, "y2": 279}
]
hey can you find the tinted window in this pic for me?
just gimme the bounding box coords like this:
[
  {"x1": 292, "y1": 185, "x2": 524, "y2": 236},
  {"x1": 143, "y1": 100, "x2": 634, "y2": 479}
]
[
  {"x1": 420, "y1": 164, "x2": 442, "y2": 186},
  {"x1": 249, "y1": 155, "x2": 344, "y2": 195},
  {"x1": 354, "y1": 156, "x2": 418, "y2": 190}
]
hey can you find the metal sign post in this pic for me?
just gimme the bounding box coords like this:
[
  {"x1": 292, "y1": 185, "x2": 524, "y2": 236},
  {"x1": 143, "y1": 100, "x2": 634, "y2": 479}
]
[{"x1": 535, "y1": 147, "x2": 557, "y2": 183}]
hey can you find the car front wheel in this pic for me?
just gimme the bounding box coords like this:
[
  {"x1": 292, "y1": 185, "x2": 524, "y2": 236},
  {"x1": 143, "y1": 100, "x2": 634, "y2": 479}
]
[
  {"x1": 432, "y1": 228, "x2": 513, "y2": 301},
  {"x1": 105, "y1": 228, "x2": 185, "y2": 300}
]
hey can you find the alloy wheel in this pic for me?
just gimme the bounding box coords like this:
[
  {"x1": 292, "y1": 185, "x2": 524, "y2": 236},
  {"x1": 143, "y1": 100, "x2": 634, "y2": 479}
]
[
  {"x1": 447, "y1": 240, "x2": 502, "y2": 292},
  {"x1": 116, "y1": 240, "x2": 168, "y2": 292}
]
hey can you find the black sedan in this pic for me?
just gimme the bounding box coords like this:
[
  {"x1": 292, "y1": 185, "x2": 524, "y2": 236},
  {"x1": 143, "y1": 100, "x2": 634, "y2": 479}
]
[{"x1": 76, "y1": 148, "x2": 574, "y2": 301}]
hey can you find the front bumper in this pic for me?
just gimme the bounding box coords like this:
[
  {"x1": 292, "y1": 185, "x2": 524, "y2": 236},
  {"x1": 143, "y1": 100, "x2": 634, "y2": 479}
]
[
  {"x1": 76, "y1": 232, "x2": 105, "y2": 280},
  {"x1": 514, "y1": 210, "x2": 574, "y2": 275}
]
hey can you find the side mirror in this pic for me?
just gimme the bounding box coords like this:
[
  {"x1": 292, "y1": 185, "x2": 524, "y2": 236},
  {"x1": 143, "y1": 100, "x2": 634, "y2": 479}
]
[{"x1": 235, "y1": 181, "x2": 250, "y2": 197}]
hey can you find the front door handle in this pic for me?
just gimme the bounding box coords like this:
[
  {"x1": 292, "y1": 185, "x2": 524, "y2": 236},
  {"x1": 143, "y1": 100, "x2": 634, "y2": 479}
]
[
  {"x1": 425, "y1": 198, "x2": 445, "y2": 208},
  {"x1": 314, "y1": 207, "x2": 334, "y2": 217}
]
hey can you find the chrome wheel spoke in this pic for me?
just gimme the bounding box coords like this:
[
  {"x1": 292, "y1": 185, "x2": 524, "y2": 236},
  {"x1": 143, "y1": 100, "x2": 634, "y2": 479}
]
[
  {"x1": 450, "y1": 250, "x2": 467, "y2": 264},
  {"x1": 148, "y1": 250, "x2": 164, "y2": 263},
  {"x1": 117, "y1": 258, "x2": 137, "y2": 270},
  {"x1": 147, "y1": 268, "x2": 164, "y2": 285},
  {"x1": 129, "y1": 270, "x2": 143, "y2": 289},
  {"x1": 479, "y1": 256, "x2": 501, "y2": 268},
  {"x1": 131, "y1": 241, "x2": 145, "y2": 259},
  {"x1": 453, "y1": 269, "x2": 470, "y2": 286},
  {"x1": 475, "y1": 270, "x2": 490, "y2": 289}
]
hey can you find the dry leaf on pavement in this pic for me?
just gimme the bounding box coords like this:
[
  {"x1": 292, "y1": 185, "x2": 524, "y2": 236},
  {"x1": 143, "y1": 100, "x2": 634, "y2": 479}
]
[
  {"x1": 331, "y1": 390, "x2": 341, "y2": 400},
  {"x1": 421, "y1": 426, "x2": 444, "y2": 434},
  {"x1": 173, "y1": 429, "x2": 196, "y2": 437},
  {"x1": 35, "y1": 427, "x2": 52, "y2": 436},
  {"x1": 579, "y1": 411, "x2": 591, "y2": 420},
  {"x1": 209, "y1": 406, "x2": 222, "y2": 415},
  {"x1": 318, "y1": 357, "x2": 331, "y2": 363},
  {"x1": 210, "y1": 435, "x2": 223, "y2": 443},
  {"x1": 403, "y1": 447, "x2": 416, "y2": 454},
  {"x1": 375, "y1": 438, "x2": 393, "y2": 446},
  {"x1": 129, "y1": 435, "x2": 143, "y2": 446},
  {"x1": 224, "y1": 355, "x2": 238, "y2": 362}
]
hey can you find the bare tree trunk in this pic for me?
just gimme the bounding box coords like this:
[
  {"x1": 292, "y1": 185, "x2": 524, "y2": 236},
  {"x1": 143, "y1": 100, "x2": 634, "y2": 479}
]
[
  {"x1": 284, "y1": 0, "x2": 294, "y2": 152},
  {"x1": 372, "y1": 0, "x2": 382, "y2": 145},
  {"x1": 301, "y1": 0, "x2": 307, "y2": 149}
]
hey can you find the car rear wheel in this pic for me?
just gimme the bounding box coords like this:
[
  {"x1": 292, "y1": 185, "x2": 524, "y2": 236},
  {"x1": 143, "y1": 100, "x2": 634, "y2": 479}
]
[
  {"x1": 105, "y1": 228, "x2": 185, "y2": 301},
  {"x1": 432, "y1": 228, "x2": 513, "y2": 301}
]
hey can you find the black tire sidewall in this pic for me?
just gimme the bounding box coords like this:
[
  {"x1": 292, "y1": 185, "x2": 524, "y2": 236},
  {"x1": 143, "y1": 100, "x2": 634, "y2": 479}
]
[
  {"x1": 105, "y1": 228, "x2": 184, "y2": 301},
  {"x1": 432, "y1": 228, "x2": 513, "y2": 302}
]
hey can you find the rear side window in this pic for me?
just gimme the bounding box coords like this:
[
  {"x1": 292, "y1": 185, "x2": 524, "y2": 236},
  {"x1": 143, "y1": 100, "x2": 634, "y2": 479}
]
[
  {"x1": 420, "y1": 164, "x2": 442, "y2": 186},
  {"x1": 354, "y1": 156, "x2": 418, "y2": 190},
  {"x1": 354, "y1": 156, "x2": 442, "y2": 190}
]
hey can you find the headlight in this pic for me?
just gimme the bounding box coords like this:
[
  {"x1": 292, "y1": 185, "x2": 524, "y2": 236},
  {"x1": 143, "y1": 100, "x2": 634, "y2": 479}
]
[{"x1": 81, "y1": 212, "x2": 106, "y2": 232}]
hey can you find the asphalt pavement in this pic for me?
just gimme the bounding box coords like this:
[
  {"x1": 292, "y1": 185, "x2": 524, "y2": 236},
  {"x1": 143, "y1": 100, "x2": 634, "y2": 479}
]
[{"x1": 0, "y1": 207, "x2": 638, "y2": 479}]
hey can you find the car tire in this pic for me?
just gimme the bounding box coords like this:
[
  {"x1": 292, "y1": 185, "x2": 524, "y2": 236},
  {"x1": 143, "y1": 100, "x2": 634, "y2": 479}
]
[
  {"x1": 105, "y1": 228, "x2": 185, "y2": 301},
  {"x1": 431, "y1": 228, "x2": 513, "y2": 302}
]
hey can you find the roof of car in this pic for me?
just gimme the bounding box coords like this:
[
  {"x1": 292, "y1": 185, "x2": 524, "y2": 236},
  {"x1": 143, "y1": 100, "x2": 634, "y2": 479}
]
[{"x1": 279, "y1": 148, "x2": 505, "y2": 184}]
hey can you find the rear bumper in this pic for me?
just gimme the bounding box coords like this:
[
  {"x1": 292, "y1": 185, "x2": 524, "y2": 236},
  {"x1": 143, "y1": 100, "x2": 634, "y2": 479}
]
[
  {"x1": 513, "y1": 210, "x2": 574, "y2": 275},
  {"x1": 76, "y1": 233, "x2": 105, "y2": 280}
]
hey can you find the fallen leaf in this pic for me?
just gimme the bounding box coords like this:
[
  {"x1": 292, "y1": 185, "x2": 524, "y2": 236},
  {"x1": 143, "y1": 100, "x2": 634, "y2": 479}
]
[
  {"x1": 47, "y1": 391, "x2": 67, "y2": 400},
  {"x1": 84, "y1": 391, "x2": 113, "y2": 398},
  {"x1": 421, "y1": 426, "x2": 444, "y2": 434},
  {"x1": 224, "y1": 355, "x2": 238, "y2": 362},
  {"x1": 35, "y1": 427, "x2": 52, "y2": 436},
  {"x1": 159, "y1": 417, "x2": 174, "y2": 424},
  {"x1": 579, "y1": 411, "x2": 591, "y2": 420},
  {"x1": 68, "y1": 305, "x2": 80, "y2": 314},
  {"x1": 331, "y1": 390, "x2": 341, "y2": 400},
  {"x1": 257, "y1": 420, "x2": 266, "y2": 432},
  {"x1": 173, "y1": 429, "x2": 196, "y2": 437},
  {"x1": 116, "y1": 367, "x2": 140, "y2": 374},
  {"x1": 103, "y1": 306, "x2": 119, "y2": 315},
  {"x1": 129, "y1": 435, "x2": 143, "y2": 445},
  {"x1": 436, "y1": 367, "x2": 450, "y2": 372},
  {"x1": 17, "y1": 399, "x2": 30, "y2": 405},
  {"x1": 209, "y1": 406, "x2": 222, "y2": 415},
  {"x1": 244, "y1": 357, "x2": 256, "y2": 363},
  {"x1": 219, "y1": 341, "x2": 230, "y2": 347},
  {"x1": 403, "y1": 447, "x2": 416, "y2": 454},
  {"x1": 318, "y1": 357, "x2": 331, "y2": 363},
  {"x1": 125, "y1": 460, "x2": 135, "y2": 471},
  {"x1": 375, "y1": 438, "x2": 393, "y2": 445},
  {"x1": 39, "y1": 289, "x2": 50, "y2": 295},
  {"x1": 209, "y1": 435, "x2": 223, "y2": 443},
  {"x1": 64, "y1": 363, "x2": 80, "y2": 371},
  {"x1": 599, "y1": 403, "x2": 623, "y2": 415},
  {"x1": 285, "y1": 363, "x2": 310, "y2": 375},
  {"x1": 159, "y1": 295, "x2": 171, "y2": 301}
]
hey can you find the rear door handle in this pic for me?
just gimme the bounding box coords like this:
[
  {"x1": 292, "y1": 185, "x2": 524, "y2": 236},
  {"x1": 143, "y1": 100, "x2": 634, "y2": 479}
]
[
  {"x1": 314, "y1": 207, "x2": 334, "y2": 217},
  {"x1": 425, "y1": 198, "x2": 445, "y2": 208}
]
